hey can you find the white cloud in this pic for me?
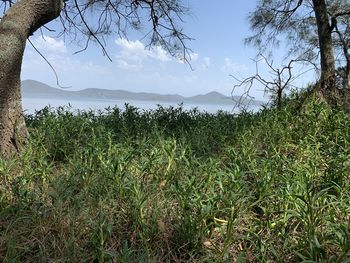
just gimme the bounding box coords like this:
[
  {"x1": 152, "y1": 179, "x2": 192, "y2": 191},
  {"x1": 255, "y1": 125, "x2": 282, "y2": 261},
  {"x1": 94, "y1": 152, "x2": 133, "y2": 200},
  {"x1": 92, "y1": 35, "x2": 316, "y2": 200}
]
[
  {"x1": 31, "y1": 35, "x2": 67, "y2": 55},
  {"x1": 176, "y1": 52, "x2": 199, "y2": 65},
  {"x1": 23, "y1": 35, "x2": 111, "y2": 88},
  {"x1": 221, "y1": 57, "x2": 247, "y2": 73},
  {"x1": 115, "y1": 38, "x2": 171, "y2": 70},
  {"x1": 148, "y1": 46, "x2": 172, "y2": 62},
  {"x1": 115, "y1": 38, "x2": 147, "y2": 62},
  {"x1": 190, "y1": 53, "x2": 199, "y2": 62},
  {"x1": 116, "y1": 59, "x2": 140, "y2": 71},
  {"x1": 202, "y1": 57, "x2": 211, "y2": 69}
]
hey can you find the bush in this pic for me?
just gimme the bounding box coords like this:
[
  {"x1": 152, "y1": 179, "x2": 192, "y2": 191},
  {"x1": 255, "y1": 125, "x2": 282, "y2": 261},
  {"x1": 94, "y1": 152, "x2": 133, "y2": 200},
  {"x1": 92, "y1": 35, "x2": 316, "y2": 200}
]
[{"x1": 1, "y1": 101, "x2": 349, "y2": 262}]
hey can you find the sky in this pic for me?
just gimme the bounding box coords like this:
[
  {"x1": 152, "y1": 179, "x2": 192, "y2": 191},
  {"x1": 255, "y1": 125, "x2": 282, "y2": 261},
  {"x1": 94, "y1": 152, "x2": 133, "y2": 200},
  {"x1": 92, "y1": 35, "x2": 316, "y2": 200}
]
[{"x1": 21, "y1": 0, "x2": 314, "y2": 100}]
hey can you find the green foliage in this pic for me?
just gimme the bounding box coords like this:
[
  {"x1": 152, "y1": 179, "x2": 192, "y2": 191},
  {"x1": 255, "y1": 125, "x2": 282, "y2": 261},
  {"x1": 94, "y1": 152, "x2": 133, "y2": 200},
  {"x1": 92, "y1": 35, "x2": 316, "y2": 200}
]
[{"x1": 1, "y1": 101, "x2": 350, "y2": 262}]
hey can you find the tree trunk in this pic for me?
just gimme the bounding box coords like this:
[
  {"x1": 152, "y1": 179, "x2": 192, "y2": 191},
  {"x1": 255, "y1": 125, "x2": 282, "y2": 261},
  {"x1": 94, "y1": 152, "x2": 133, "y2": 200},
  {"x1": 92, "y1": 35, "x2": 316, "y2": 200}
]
[
  {"x1": 0, "y1": 0, "x2": 62, "y2": 157},
  {"x1": 343, "y1": 64, "x2": 350, "y2": 112},
  {"x1": 312, "y1": 0, "x2": 338, "y2": 106},
  {"x1": 340, "y1": 36, "x2": 350, "y2": 112}
]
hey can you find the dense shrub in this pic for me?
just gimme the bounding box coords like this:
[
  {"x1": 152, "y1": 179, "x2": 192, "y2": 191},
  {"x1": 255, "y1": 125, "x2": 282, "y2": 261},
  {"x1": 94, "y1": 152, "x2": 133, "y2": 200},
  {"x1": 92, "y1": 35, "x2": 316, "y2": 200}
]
[{"x1": 1, "y1": 100, "x2": 350, "y2": 262}]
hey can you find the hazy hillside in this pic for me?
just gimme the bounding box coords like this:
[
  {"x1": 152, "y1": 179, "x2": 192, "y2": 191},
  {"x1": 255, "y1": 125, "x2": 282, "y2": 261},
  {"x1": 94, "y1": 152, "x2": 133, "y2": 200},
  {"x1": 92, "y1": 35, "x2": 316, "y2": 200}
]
[
  {"x1": 190, "y1": 91, "x2": 231, "y2": 102},
  {"x1": 21, "y1": 79, "x2": 263, "y2": 105},
  {"x1": 21, "y1": 79, "x2": 72, "y2": 98}
]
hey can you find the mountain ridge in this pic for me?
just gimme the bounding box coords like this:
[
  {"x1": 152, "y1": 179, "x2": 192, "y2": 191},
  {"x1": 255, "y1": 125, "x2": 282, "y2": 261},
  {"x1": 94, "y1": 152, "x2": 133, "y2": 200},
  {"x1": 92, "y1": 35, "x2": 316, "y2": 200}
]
[{"x1": 21, "y1": 79, "x2": 263, "y2": 105}]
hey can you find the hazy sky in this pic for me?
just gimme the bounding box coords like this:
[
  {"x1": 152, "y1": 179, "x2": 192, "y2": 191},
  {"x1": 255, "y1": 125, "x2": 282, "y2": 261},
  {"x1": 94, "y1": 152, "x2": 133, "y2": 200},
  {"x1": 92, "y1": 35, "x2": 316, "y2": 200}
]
[{"x1": 21, "y1": 1, "x2": 314, "y2": 100}]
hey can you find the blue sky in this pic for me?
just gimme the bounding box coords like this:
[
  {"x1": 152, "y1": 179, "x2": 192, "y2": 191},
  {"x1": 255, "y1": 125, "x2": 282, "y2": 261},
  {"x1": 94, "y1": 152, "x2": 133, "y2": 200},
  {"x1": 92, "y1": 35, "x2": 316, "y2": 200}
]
[{"x1": 21, "y1": 0, "x2": 314, "y2": 100}]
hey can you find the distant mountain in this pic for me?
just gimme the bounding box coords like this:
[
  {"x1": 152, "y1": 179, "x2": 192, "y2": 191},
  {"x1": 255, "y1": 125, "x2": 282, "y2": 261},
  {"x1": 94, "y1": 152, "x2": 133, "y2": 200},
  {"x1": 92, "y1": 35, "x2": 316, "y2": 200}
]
[
  {"x1": 190, "y1": 91, "x2": 231, "y2": 102},
  {"x1": 21, "y1": 79, "x2": 71, "y2": 98},
  {"x1": 74, "y1": 88, "x2": 185, "y2": 102},
  {"x1": 21, "y1": 79, "x2": 263, "y2": 106}
]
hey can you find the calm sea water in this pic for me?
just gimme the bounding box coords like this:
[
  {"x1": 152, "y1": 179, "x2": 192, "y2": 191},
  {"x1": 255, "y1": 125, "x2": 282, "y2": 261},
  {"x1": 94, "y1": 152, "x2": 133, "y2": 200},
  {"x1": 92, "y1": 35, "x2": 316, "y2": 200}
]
[{"x1": 22, "y1": 97, "x2": 260, "y2": 115}]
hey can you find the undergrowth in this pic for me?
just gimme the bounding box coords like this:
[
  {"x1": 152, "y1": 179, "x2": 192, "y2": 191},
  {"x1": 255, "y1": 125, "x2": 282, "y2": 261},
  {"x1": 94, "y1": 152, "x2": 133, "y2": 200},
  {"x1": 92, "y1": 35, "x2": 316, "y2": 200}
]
[{"x1": 1, "y1": 100, "x2": 350, "y2": 262}]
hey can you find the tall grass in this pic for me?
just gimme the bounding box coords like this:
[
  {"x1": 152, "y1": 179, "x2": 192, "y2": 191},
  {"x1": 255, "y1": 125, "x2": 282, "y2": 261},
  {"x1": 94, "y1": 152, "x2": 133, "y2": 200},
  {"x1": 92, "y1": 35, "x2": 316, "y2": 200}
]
[{"x1": 1, "y1": 100, "x2": 350, "y2": 262}]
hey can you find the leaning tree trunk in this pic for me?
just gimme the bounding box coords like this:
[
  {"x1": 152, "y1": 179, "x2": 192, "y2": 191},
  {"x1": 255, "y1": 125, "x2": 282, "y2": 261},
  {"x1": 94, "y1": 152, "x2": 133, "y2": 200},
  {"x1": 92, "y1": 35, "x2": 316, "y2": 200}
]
[
  {"x1": 312, "y1": 0, "x2": 338, "y2": 106},
  {"x1": 0, "y1": 0, "x2": 62, "y2": 157}
]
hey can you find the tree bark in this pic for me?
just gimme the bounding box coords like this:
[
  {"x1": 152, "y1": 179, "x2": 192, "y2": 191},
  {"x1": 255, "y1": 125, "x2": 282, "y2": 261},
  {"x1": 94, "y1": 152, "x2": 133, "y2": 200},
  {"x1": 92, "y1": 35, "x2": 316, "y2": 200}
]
[
  {"x1": 339, "y1": 62, "x2": 350, "y2": 111},
  {"x1": 312, "y1": 0, "x2": 338, "y2": 106},
  {"x1": 339, "y1": 31, "x2": 350, "y2": 111},
  {"x1": 0, "y1": 0, "x2": 62, "y2": 157}
]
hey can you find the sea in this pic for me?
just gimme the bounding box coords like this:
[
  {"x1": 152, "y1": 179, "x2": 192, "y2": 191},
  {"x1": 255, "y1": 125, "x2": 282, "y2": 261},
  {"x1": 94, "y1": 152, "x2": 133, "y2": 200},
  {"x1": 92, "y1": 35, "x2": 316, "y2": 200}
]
[{"x1": 22, "y1": 97, "x2": 262, "y2": 115}]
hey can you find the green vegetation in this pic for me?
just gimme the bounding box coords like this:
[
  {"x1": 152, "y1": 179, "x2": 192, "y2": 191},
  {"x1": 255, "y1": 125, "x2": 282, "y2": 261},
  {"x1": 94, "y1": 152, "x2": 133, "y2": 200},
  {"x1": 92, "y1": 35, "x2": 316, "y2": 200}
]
[{"x1": 1, "y1": 98, "x2": 350, "y2": 262}]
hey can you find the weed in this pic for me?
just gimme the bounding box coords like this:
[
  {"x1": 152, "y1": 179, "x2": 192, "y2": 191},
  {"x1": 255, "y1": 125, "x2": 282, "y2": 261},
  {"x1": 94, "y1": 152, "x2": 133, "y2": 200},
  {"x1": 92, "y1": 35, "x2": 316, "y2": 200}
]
[{"x1": 0, "y1": 101, "x2": 349, "y2": 262}]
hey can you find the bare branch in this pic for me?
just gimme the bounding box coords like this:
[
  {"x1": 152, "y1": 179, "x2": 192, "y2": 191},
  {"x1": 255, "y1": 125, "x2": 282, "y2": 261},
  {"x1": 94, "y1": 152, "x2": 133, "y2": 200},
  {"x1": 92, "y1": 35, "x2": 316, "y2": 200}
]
[
  {"x1": 232, "y1": 54, "x2": 313, "y2": 109},
  {"x1": 27, "y1": 37, "x2": 71, "y2": 89},
  {"x1": 59, "y1": 0, "x2": 193, "y2": 63}
]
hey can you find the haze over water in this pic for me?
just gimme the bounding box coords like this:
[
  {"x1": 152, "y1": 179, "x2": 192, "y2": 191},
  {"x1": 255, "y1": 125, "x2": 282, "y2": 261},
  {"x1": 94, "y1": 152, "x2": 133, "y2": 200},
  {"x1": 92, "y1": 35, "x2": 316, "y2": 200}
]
[{"x1": 22, "y1": 96, "x2": 260, "y2": 115}]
